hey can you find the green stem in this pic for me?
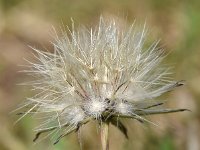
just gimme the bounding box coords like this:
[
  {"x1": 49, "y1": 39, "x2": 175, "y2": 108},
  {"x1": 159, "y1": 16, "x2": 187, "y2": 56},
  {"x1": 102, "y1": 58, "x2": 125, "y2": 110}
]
[{"x1": 101, "y1": 121, "x2": 109, "y2": 150}]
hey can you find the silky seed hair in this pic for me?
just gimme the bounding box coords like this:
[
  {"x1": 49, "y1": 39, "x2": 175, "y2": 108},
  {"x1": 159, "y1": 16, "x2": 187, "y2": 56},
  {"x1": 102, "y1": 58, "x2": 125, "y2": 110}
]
[{"x1": 16, "y1": 17, "x2": 187, "y2": 144}]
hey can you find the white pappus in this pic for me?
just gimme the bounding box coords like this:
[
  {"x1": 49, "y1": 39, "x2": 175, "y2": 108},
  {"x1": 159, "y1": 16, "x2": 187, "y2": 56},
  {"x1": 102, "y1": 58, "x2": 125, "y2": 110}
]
[{"x1": 16, "y1": 17, "x2": 188, "y2": 145}]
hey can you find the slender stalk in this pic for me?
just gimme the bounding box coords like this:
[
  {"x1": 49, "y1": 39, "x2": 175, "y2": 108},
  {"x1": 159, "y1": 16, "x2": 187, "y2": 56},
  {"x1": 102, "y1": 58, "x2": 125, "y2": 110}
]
[
  {"x1": 101, "y1": 121, "x2": 109, "y2": 150},
  {"x1": 78, "y1": 128, "x2": 83, "y2": 150}
]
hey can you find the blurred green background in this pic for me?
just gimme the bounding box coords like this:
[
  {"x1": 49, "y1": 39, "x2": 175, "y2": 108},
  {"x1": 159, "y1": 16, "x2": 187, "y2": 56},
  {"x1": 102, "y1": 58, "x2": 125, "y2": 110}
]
[{"x1": 0, "y1": 0, "x2": 199, "y2": 150}]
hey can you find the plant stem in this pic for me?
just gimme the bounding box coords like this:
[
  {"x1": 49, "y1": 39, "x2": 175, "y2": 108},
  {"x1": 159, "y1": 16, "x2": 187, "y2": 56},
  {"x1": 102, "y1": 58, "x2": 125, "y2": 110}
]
[{"x1": 101, "y1": 121, "x2": 109, "y2": 150}]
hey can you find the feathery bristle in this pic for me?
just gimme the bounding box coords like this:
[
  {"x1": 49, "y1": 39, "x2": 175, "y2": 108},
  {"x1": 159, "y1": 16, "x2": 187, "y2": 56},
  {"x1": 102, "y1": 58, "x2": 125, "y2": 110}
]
[{"x1": 16, "y1": 17, "x2": 187, "y2": 144}]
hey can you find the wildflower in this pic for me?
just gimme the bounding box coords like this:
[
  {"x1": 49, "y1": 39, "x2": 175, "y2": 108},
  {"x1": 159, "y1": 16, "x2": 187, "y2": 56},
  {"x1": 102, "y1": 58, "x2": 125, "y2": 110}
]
[{"x1": 16, "y1": 17, "x2": 188, "y2": 149}]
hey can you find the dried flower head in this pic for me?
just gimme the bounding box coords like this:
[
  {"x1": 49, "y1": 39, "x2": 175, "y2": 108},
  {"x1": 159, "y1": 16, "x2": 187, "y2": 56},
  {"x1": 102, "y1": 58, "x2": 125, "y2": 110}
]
[{"x1": 16, "y1": 17, "x2": 188, "y2": 147}]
